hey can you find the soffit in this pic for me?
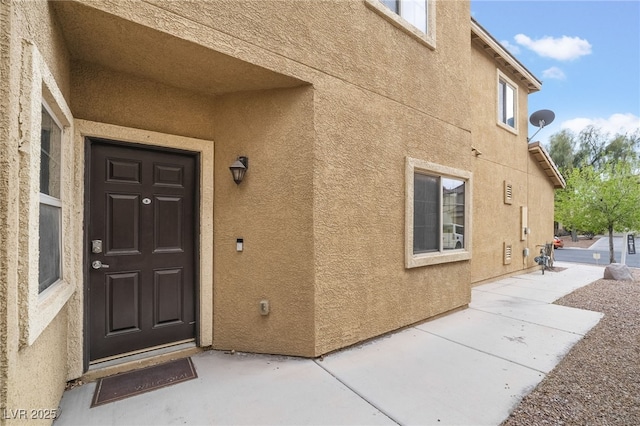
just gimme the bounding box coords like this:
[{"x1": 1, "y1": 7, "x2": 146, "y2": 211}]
[
  {"x1": 528, "y1": 142, "x2": 566, "y2": 189},
  {"x1": 51, "y1": 2, "x2": 305, "y2": 97},
  {"x1": 471, "y1": 19, "x2": 541, "y2": 93}
]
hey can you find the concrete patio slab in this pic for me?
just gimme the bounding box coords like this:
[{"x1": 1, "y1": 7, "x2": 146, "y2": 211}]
[
  {"x1": 416, "y1": 308, "x2": 588, "y2": 373},
  {"x1": 319, "y1": 327, "x2": 543, "y2": 426},
  {"x1": 54, "y1": 263, "x2": 605, "y2": 426},
  {"x1": 470, "y1": 291, "x2": 603, "y2": 335},
  {"x1": 56, "y1": 351, "x2": 394, "y2": 426}
]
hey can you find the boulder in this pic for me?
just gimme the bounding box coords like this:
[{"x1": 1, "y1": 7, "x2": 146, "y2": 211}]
[{"x1": 603, "y1": 263, "x2": 634, "y2": 281}]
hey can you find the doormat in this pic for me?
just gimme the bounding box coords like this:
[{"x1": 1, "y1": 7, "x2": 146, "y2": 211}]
[{"x1": 91, "y1": 357, "x2": 197, "y2": 407}]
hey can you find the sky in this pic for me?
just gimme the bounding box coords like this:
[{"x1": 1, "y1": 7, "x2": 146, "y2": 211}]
[{"x1": 470, "y1": 0, "x2": 640, "y2": 148}]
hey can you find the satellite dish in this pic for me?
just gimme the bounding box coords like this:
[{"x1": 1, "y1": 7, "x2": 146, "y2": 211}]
[
  {"x1": 528, "y1": 109, "x2": 555, "y2": 142},
  {"x1": 529, "y1": 109, "x2": 555, "y2": 128}
]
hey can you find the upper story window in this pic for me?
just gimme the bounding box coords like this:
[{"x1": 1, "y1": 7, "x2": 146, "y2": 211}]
[
  {"x1": 406, "y1": 157, "x2": 472, "y2": 268},
  {"x1": 365, "y1": 0, "x2": 436, "y2": 49},
  {"x1": 497, "y1": 72, "x2": 517, "y2": 131},
  {"x1": 39, "y1": 104, "x2": 63, "y2": 293},
  {"x1": 381, "y1": 0, "x2": 428, "y2": 33}
]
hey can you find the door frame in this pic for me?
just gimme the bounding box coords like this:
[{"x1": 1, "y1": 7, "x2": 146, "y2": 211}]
[
  {"x1": 84, "y1": 137, "x2": 200, "y2": 365},
  {"x1": 72, "y1": 120, "x2": 214, "y2": 375}
]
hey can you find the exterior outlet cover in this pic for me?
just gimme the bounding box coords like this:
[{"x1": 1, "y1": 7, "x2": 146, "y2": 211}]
[{"x1": 259, "y1": 300, "x2": 270, "y2": 315}]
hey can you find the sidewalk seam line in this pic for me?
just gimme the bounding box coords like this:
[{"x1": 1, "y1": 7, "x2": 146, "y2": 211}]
[
  {"x1": 312, "y1": 360, "x2": 403, "y2": 426},
  {"x1": 466, "y1": 306, "x2": 603, "y2": 336},
  {"x1": 412, "y1": 327, "x2": 549, "y2": 375}
]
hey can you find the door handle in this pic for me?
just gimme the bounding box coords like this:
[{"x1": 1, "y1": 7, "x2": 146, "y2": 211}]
[{"x1": 92, "y1": 260, "x2": 110, "y2": 270}]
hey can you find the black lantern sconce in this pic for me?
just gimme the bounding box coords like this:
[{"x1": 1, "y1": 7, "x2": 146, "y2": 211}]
[{"x1": 229, "y1": 156, "x2": 249, "y2": 185}]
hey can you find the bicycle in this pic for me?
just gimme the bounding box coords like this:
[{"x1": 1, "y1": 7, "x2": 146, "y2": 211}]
[{"x1": 534, "y1": 243, "x2": 554, "y2": 274}]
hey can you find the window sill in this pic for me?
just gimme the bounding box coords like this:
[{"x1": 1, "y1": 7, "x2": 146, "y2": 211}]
[
  {"x1": 406, "y1": 250, "x2": 471, "y2": 268},
  {"x1": 24, "y1": 279, "x2": 75, "y2": 346},
  {"x1": 364, "y1": 0, "x2": 436, "y2": 50},
  {"x1": 497, "y1": 121, "x2": 519, "y2": 136}
]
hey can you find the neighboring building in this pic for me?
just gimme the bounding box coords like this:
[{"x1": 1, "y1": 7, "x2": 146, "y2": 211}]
[{"x1": 0, "y1": 0, "x2": 563, "y2": 419}]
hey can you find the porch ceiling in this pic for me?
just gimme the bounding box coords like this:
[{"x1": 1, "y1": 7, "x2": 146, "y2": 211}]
[{"x1": 51, "y1": 2, "x2": 306, "y2": 97}]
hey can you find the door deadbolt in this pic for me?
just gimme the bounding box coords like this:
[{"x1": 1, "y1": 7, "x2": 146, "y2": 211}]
[
  {"x1": 91, "y1": 260, "x2": 110, "y2": 269},
  {"x1": 91, "y1": 239, "x2": 103, "y2": 253}
]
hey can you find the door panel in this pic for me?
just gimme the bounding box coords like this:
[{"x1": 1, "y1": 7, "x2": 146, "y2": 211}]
[
  {"x1": 88, "y1": 139, "x2": 197, "y2": 361},
  {"x1": 106, "y1": 272, "x2": 141, "y2": 334},
  {"x1": 154, "y1": 196, "x2": 183, "y2": 252},
  {"x1": 154, "y1": 268, "x2": 184, "y2": 325},
  {"x1": 106, "y1": 194, "x2": 140, "y2": 255}
]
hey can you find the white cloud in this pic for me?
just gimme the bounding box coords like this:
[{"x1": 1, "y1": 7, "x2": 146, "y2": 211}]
[
  {"x1": 561, "y1": 113, "x2": 640, "y2": 136},
  {"x1": 542, "y1": 66, "x2": 566, "y2": 80},
  {"x1": 514, "y1": 34, "x2": 592, "y2": 61},
  {"x1": 500, "y1": 39, "x2": 520, "y2": 55}
]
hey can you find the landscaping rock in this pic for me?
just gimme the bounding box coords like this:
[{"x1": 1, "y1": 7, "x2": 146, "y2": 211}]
[{"x1": 604, "y1": 263, "x2": 633, "y2": 281}]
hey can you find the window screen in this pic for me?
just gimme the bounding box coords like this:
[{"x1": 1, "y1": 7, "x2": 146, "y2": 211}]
[{"x1": 413, "y1": 173, "x2": 439, "y2": 253}]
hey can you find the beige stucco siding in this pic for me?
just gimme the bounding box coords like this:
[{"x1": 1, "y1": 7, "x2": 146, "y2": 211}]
[
  {"x1": 0, "y1": 0, "x2": 15, "y2": 418},
  {"x1": 312, "y1": 71, "x2": 472, "y2": 353},
  {"x1": 469, "y1": 37, "x2": 556, "y2": 284},
  {"x1": 5, "y1": 313, "x2": 69, "y2": 423},
  {"x1": 58, "y1": 0, "x2": 475, "y2": 357},
  {"x1": 70, "y1": 61, "x2": 217, "y2": 141},
  {"x1": 212, "y1": 87, "x2": 316, "y2": 356},
  {"x1": 141, "y1": 0, "x2": 471, "y2": 132},
  {"x1": 1, "y1": 1, "x2": 73, "y2": 422},
  {"x1": 1, "y1": 0, "x2": 561, "y2": 420}
]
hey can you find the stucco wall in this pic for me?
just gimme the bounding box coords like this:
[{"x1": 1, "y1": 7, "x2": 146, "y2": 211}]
[
  {"x1": 2, "y1": 0, "x2": 559, "y2": 419},
  {"x1": 469, "y1": 38, "x2": 556, "y2": 284},
  {"x1": 70, "y1": 61, "x2": 217, "y2": 141},
  {"x1": 0, "y1": 0, "x2": 15, "y2": 420},
  {"x1": 1, "y1": 1, "x2": 72, "y2": 423},
  {"x1": 313, "y1": 76, "x2": 473, "y2": 353},
  {"x1": 308, "y1": 1, "x2": 473, "y2": 353},
  {"x1": 59, "y1": 0, "x2": 474, "y2": 357},
  {"x1": 212, "y1": 87, "x2": 316, "y2": 356}
]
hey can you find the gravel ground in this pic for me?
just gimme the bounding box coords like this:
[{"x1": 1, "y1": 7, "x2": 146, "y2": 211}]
[{"x1": 502, "y1": 269, "x2": 640, "y2": 425}]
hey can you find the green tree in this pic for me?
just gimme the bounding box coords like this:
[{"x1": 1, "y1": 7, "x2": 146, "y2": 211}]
[
  {"x1": 604, "y1": 131, "x2": 640, "y2": 166},
  {"x1": 548, "y1": 129, "x2": 575, "y2": 171},
  {"x1": 548, "y1": 127, "x2": 640, "y2": 172},
  {"x1": 555, "y1": 160, "x2": 640, "y2": 263},
  {"x1": 573, "y1": 126, "x2": 609, "y2": 169}
]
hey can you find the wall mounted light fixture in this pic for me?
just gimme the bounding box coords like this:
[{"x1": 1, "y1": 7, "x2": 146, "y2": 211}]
[{"x1": 229, "y1": 156, "x2": 249, "y2": 185}]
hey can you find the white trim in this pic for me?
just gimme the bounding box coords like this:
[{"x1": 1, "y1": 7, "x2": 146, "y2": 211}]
[
  {"x1": 67, "y1": 120, "x2": 215, "y2": 380},
  {"x1": 18, "y1": 40, "x2": 75, "y2": 346},
  {"x1": 365, "y1": 0, "x2": 436, "y2": 50},
  {"x1": 39, "y1": 192, "x2": 62, "y2": 207},
  {"x1": 496, "y1": 70, "x2": 519, "y2": 135},
  {"x1": 405, "y1": 157, "x2": 472, "y2": 268},
  {"x1": 42, "y1": 98, "x2": 65, "y2": 131}
]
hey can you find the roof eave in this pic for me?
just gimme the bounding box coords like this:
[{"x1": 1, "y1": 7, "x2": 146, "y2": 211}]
[
  {"x1": 528, "y1": 142, "x2": 566, "y2": 189},
  {"x1": 471, "y1": 18, "x2": 542, "y2": 93}
]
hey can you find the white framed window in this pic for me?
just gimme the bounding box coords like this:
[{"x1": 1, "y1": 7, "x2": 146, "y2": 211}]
[
  {"x1": 365, "y1": 0, "x2": 436, "y2": 49},
  {"x1": 405, "y1": 157, "x2": 472, "y2": 268},
  {"x1": 39, "y1": 103, "x2": 63, "y2": 293},
  {"x1": 381, "y1": 0, "x2": 428, "y2": 33},
  {"x1": 497, "y1": 71, "x2": 517, "y2": 132},
  {"x1": 18, "y1": 41, "x2": 75, "y2": 346}
]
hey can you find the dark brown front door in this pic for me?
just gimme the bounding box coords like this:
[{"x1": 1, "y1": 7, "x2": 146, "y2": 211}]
[{"x1": 88, "y1": 139, "x2": 197, "y2": 362}]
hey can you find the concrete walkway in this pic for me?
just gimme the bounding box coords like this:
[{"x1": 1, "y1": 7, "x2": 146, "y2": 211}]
[{"x1": 55, "y1": 262, "x2": 604, "y2": 426}]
